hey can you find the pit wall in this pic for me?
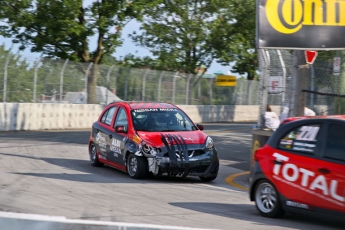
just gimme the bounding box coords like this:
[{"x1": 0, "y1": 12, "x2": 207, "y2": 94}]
[{"x1": 0, "y1": 103, "x2": 329, "y2": 131}]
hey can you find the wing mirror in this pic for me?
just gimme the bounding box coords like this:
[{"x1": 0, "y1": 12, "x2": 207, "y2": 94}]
[
  {"x1": 197, "y1": 124, "x2": 204, "y2": 131},
  {"x1": 115, "y1": 125, "x2": 128, "y2": 133}
]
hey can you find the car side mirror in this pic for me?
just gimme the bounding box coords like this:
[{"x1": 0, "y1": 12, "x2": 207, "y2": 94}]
[
  {"x1": 197, "y1": 124, "x2": 204, "y2": 131},
  {"x1": 116, "y1": 125, "x2": 127, "y2": 133}
]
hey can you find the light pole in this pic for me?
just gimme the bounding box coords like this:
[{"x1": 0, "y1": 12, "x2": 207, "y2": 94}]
[{"x1": 3, "y1": 44, "x2": 14, "y2": 102}]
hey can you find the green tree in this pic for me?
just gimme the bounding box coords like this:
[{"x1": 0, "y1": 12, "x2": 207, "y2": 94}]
[
  {"x1": 130, "y1": 0, "x2": 258, "y2": 104},
  {"x1": 212, "y1": 0, "x2": 257, "y2": 80},
  {"x1": 0, "y1": 0, "x2": 159, "y2": 103}
]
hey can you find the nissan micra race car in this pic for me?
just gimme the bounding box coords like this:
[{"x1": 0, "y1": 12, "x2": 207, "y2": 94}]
[
  {"x1": 88, "y1": 101, "x2": 219, "y2": 181},
  {"x1": 249, "y1": 116, "x2": 345, "y2": 218}
]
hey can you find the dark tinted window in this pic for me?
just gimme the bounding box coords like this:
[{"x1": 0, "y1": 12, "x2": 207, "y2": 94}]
[
  {"x1": 131, "y1": 108, "x2": 194, "y2": 131},
  {"x1": 325, "y1": 124, "x2": 345, "y2": 161},
  {"x1": 101, "y1": 107, "x2": 117, "y2": 125},
  {"x1": 278, "y1": 123, "x2": 321, "y2": 154}
]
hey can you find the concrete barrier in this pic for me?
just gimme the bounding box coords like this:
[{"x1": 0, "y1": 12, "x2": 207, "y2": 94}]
[{"x1": 0, "y1": 103, "x2": 330, "y2": 131}]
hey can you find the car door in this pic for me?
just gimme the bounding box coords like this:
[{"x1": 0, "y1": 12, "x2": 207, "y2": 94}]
[
  {"x1": 315, "y1": 121, "x2": 345, "y2": 214},
  {"x1": 268, "y1": 122, "x2": 324, "y2": 210},
  {"x1": 107, "y1": 107, "x2": 128, "y2": 166},
  {"x1": 95, "y1": 106, "x2": 117, "y2": 160}
]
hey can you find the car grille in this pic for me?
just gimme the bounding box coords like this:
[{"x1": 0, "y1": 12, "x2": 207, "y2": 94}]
[{"x1": 163, "y1": 150, "x2": 204, "y2": 158}]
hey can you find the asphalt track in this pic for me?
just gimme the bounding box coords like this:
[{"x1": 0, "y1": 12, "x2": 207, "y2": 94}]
[{"x1": 0, "y1": 122, "x2": 343, "y2": 230}]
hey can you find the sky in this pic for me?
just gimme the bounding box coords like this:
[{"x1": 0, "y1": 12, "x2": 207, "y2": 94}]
[{"x1": 0, "y1": 19, "x2": 237, "y2": 76}]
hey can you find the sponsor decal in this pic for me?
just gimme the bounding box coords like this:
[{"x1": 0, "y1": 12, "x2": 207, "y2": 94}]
[
  {"x1": 134, "y1": 108, "x2": 158, "y2": 112},
  {"x1": 296, "y1": 126, "x2": 319, "y2": 141},
  {"x1": 158, "y1": 108, "x2": 178, "y2": 111},
  {"x1": 132, "y1": 135, "x2": 141, "y2": 144},
  {"x1": 98, "y1": 155, "x2": 107, "y2": 160},
  {"x1": 286, "y1": 201, "x2": 309, "y2": 209},
  {"x1": 95, "y1": 132, "x2": 106, "y2": 143},
  {"x1": 110, "y1": 139, "x2": 122, "y2": 155},
  {"x1": 265, "y1": 0, "x2": 345, "y2": 35},
  {"x1": 280, "y1": 139, "x2": 292, "y2": 145},
  {"x1": 273, "y1": 153, "x2": 345, "y2": 206}
]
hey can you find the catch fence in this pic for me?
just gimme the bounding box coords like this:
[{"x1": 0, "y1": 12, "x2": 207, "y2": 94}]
[{"x1": 0, "y1": 51, "x2": 343, "y2": 110}]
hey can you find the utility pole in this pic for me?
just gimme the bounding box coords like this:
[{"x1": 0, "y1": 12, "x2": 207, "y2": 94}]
[{"x1": 289, "y1": 50, "x2": 308, "y2": 117}]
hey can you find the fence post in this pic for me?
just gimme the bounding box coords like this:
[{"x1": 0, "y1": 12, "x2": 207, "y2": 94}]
[
  {"x1": 172, "y1": 71, "x2": 179, "y2": 104},
  {"x1": 185, "y1": 74, "x2": 193, "y2": 105},
  {"x1": 142, "y1": 69, "x2": 149, "y2": 101},
  {"x1": 60, "y1": 59, "x2": 69, "y2": 103},
  {"x1": 3, "y1": 46, "x2": 13, "y2": 102},
  {"x1": 105, "y1": 65, "x2": 115, "y2": 105},
  {"x1": 277, "y1": 50, "x2": 286, "y2": 111},
  {"x1": 33, "y1": 54, "x2": 43, "y2": 103},
  {"x1": 209, "y1": 78, "x2": 214, "y2": 105},
  {"x1": 84, "y1": 63, "x2": 93, "y2": 104},
  {"x1": 258, "y1": 49, "x2": 270, "y2": 128},
  {"x1": 157, "y1": 71, "x2": 165, "y2": 102}
]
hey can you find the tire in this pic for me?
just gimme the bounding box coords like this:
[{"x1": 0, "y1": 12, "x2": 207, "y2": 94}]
[
  {"x1": 254, "y1": 179, "x2": 284, "y2": 218},
  {"x1": 126, "y1": 153, "x2": 148, "y2": 179},
  {"x1": 89, "y1": 142, "x2": 103, "y2": 167},
  {"x1": 199, "y1": 175, "x2": 217, "y2": 182}
]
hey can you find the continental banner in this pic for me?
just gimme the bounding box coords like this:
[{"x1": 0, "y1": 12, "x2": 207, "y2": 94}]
[
  {"x1": 257, "y1": 0, "x2": 345, "y2": 49},
  {"x1": 215, "y1": 75, "x2": 237, "y2": 87}
]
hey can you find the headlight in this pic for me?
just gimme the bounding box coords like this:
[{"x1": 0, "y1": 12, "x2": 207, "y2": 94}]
[{"x1": 205, "y1": 136, "x2": 214, "y2": 149}]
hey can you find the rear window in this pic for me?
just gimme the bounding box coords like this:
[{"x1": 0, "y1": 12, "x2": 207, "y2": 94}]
[
  {"x1": 324, "y1": 124, "x2": 345, "y2": 162},
  {"x1": 277, "y1": 123, "x2": 321, "y2": 154}
]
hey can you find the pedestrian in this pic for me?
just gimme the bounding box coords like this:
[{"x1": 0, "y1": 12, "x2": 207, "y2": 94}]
[{"x1": 265, "y1": 104, "x2": 280, "y2": 131}]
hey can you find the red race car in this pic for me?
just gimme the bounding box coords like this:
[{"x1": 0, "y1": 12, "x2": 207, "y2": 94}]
[
  {"x1": 88, "y1": 101, "x2": 219, "y2": 181},
  {"x1": 249, "y1": 116, "x2": 345, "y2": 218}
]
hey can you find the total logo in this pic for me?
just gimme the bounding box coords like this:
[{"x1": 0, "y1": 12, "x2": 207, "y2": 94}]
[{"x1": 273, "y1": 153, "x2": 345, "y2": 204}]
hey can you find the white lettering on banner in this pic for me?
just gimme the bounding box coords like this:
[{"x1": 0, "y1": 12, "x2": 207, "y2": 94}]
[
  {"x1": 296, "y1": 126, "x2": 319, "y2": 141},
  {"x1": 272, "y1": 153, "x2": 345, "y2": 204}
]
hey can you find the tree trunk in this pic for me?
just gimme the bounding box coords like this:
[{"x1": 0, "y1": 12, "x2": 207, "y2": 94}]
[{"x1": 87, "y1": 64, "x2": 98, "y2": 104}]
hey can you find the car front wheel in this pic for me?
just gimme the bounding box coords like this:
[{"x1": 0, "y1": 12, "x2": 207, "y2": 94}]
[
  {"x1": 89, "y1": 142, "x2": 103, "y2": 167},
  {"x1": 126, "y1": 153, "x2": 148, "y2": 179},
  {"x1": 254, "y1": 179, "x2": 284, "y2": 218}
]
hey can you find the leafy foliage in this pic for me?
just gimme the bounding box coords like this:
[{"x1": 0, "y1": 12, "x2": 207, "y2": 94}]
[{"x1": 0, "y1": 0, "x2": 160, "y2": 103}]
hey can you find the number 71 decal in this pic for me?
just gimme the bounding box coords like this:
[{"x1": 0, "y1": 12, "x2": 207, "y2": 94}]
[{"x1": 296, "y1": 126, "x2": 320, "y2": 141}]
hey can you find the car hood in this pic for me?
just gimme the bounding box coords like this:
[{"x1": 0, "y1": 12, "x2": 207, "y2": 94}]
[{"x1": 136, "y1": 130, "x2": 208, "y2": 147}]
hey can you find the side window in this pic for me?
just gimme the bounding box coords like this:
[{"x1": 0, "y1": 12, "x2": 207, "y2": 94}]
[
  {"x1": 278, "y1": 123, "x2": 321, "y2": 154},
  {"x1": 114, "y1": 107, "x2": 128, "y2": 128},
  {"x1": 101, "y1": 107, "x2": 117, "y2": 126},
  {"x1": 324, "y1": 124, "x2": 345, "y2": 161}
]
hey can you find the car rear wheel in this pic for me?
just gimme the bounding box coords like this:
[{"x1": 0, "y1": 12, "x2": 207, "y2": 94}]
[
  {"x1": 89, "y1": 142, "x2": 103, "y2": 167},
  {"x1": 254, "y1": 179, "x2": 284, "y2": 218},
  {"x1": 199, "y1": 175, "x2": 217, "y2": 182},
  {"x1": 126, "y1": 153, "x2": 148, "y2": 179}
]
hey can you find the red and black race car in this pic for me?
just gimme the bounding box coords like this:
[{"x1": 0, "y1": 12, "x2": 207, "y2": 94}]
[
  {"x1": 249, "y1": 116, "x2": 345, "y2": 218},
  {"x1": 88, "y1": 101, "x2": 219, "y2": 181}
]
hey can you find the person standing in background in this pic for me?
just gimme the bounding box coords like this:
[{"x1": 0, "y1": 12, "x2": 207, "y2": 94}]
[
  {"x1": 280, "y1": 106, "x2": 316, "y2": 123},
  {"x1": 265, "y1": 104, "x2": 280, "y2": 131}
]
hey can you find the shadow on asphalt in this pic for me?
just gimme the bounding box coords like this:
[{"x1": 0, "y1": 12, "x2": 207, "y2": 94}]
[
  {"x1": 0, "y1": 130, "x2": 91, "y2": 145},
  {"x1": 0, "y1": 152, "x2": 213, "y2": 184},
  {"x1": 169, "y1": 202, "x2": 344, "y2": 230}
]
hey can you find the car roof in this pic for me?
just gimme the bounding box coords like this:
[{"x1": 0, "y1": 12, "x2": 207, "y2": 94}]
[
  {"x1": 281, "y1": 115, "x2": 345, "y2": 124},
  {"x1": 107, "y1": 101, "x2": 179, "y2": 110}
]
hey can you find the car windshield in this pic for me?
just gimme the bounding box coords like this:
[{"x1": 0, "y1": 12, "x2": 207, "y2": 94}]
[{"x1": 131, "y1": 108, "x2": 196, "y2": 131}]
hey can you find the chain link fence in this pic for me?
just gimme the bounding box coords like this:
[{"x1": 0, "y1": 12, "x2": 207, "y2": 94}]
[
  {"x1": 259, "y1": 49, "x2": 345, "y2": 115},
  {"x1": 1, "y1": 51, "x2": 344, "y2": 108}
]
